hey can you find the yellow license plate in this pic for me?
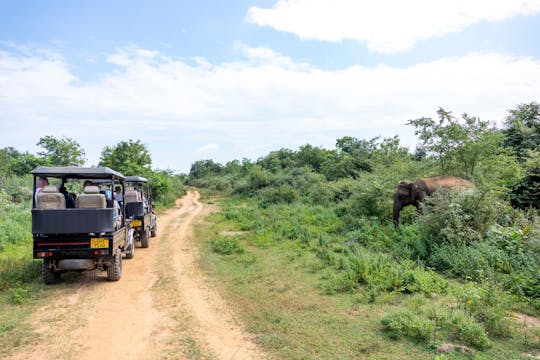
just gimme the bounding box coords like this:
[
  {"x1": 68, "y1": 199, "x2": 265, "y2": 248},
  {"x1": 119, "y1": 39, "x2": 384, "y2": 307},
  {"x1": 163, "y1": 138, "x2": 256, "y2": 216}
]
[
  {"x1": 131, "y1": 220, "x2": 142, "y2": 227},
  {"x1": 90, "y1": 238, "x2": 109, "y2": 249}
]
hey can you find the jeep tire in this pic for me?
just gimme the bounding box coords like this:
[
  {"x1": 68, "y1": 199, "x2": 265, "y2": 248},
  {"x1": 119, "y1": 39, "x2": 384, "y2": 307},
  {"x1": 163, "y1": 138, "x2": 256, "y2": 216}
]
[
  {"x1": 125, "y1": 240, "x2": 135, "y2": 259},
  {"x1": 107, "y1": 251, "x2": 122, "y2": 281},
  {"x1": 42, "y1": 259, "x2": 59, "y2": 285},
  {"x1": 141, "y1": 228, "x2": 150, "y2": 248}
]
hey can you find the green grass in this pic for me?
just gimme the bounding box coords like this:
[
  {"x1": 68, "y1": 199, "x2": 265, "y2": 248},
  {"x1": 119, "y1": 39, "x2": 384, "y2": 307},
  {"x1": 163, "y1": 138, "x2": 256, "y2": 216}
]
[{"x1": 194, "y1": 195, "x2": 539, "y2": 360}]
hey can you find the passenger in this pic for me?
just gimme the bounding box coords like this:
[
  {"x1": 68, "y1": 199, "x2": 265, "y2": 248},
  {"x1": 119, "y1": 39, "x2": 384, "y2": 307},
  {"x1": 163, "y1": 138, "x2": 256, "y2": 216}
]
[
  {"x1": 113, "y1": 198, "x2": 122, "y2": 230},
  {"x1": 114, "y1": 186, "x2": 123, "y2": 203},
  {"x1": 59, "y1": 185, "x2": 76, "y2": 208},
  {"x1": 34, "y1": 177, "x2": 49, "y2": 204},
  {"x1": 83, "y1": 180, "x2": 92, "y2": 190}
]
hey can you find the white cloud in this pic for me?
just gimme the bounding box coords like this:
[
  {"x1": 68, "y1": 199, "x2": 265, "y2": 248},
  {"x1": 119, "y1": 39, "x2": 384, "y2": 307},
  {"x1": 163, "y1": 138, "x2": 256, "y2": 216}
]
[
  {"x1": 247, "y1": 0, "x2": 540, "y2": 53},
  {"x1": 1, "y1": 46, "x2": 540, "y2": 171},
  {"x1": 196, "y1": 143, "x2": 220, "y2": 153}
]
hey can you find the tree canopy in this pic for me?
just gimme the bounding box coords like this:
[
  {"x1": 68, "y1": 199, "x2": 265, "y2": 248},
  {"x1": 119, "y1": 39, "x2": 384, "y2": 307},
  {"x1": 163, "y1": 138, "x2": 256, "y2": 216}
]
[
  {"x1": 37, "y1": 135, "x2": 86, "y2": 166},
  {"x1": 99, "y1": 140, "x2": 152, "y2": 176}
]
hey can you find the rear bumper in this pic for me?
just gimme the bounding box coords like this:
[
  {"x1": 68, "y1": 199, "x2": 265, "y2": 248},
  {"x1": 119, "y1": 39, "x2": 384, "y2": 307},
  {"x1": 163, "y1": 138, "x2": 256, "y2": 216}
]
[{"x1": 33, "y1": 234, "x2": 112, "y2": 259}]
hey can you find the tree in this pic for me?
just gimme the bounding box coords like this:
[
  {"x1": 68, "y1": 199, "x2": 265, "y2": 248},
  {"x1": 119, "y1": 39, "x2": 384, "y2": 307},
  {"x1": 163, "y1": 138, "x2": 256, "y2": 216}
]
[
  {"x1": 510, "y1": 152, "x2": 540, "y2": 208},
  {"x1": 189, "y1": 159, "x2": 222, "y2": 179},
  {"x1": 408, "y1": 108, "x2": 506, "y2": 179},
  {"x1": 503, "y1": 103, "x2": 540, "y2": 208},
  {"x1": 503, "y1": 102, "x2": 540, "y2": 160},
  {"x1": 296, "y1": 144, "x2": 332, "y2": 172},
  {"x1": 0, "y1": 147, "x2": 50, "y2": 176},
  {"x1": 257, "y1": 149, "x2": 297, "y2": 173},
  {"x1": 99, "y1": 140, "x2": 152, "y2": 175},
  {"x1": 37, "y1": 136, "x2": 86, "y2": 166}
]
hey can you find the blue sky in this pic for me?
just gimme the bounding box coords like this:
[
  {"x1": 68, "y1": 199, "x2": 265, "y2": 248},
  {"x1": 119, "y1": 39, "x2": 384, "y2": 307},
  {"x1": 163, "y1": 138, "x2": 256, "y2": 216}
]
[{"x1": 1, "y1": 0, "x2": 540, "y2": 172}]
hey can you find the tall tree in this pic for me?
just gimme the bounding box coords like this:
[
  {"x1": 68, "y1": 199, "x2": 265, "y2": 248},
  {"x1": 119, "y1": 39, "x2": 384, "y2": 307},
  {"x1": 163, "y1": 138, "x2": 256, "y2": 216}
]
[
  {"x1": 189, "y1": 159, "x2": 222, "y2": 179},
  {"x1": 408, "y1": 108, "x2": 503, "y2": 179},
  {"x1": 0, "y1": 147, "x2": 50, "y2": 176},
  {"x1": 99, "y1": 140, "x2": 152, "y2": 175},
  {"x1": 37, "y1": 136, "x2": 86, "y2": 166},
  {"x1": 503, "y1": 102, "x2": 540, "y2": 160}
]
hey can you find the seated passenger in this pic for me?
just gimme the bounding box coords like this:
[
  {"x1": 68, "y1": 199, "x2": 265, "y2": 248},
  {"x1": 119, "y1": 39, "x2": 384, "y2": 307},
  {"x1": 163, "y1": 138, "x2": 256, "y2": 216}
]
[
  {"x1": 34, "y1": 177, "x2": 49, "y2": 205},
  {"x1": 113, "y1": 199, "x2": 122, "y2": 230},
  {"x1": 59, "y1": 185, "x2": 75, "y2": 208},
  {"x1": 114, "y1": 186, "x2": 123, "y2": 203}
]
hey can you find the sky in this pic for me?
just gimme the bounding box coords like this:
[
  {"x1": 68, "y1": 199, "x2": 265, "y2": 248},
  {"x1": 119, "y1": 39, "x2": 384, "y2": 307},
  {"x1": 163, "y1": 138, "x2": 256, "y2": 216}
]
[{"x1": 1, "y1": 0, "x2": 540, "y2": 173}]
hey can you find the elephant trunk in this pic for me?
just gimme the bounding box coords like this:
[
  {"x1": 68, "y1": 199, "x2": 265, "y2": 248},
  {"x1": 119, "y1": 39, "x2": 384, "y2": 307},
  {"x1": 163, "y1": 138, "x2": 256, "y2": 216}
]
[{"x1": 393, "y1": 196, "x2": 401, "y2": 227}]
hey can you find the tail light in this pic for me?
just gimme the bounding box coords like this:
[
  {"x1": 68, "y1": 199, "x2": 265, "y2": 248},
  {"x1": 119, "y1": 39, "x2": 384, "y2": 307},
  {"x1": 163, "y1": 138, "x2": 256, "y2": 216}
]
[{"x1": 36, "y1": 252, "x2": 53, "y2": 257}]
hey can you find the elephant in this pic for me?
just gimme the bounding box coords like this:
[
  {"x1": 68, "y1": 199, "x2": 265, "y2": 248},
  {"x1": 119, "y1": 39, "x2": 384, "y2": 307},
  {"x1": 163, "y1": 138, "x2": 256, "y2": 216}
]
[{"x1": 393, "y1": 176, "x2": 474, "y2": 226}]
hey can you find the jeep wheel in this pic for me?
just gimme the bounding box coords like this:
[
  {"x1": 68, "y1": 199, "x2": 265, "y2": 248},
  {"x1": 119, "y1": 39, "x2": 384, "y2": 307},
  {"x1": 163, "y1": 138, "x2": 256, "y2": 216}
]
[
  {"x1": 42, "y1": 260, "x2": 58, "y2": 285},
  {"x1": 107, "y1": 251, "x2": 122, "y2": 281},
  {"x1": 141, "y1": 229, "x2": 150, "y2": 248},
  {"x1": 150, "y1": 226, "x2": 157, "y2": 237},
  {"x1": 125, "y1": 241, "x2": 135, "y2": 259}
]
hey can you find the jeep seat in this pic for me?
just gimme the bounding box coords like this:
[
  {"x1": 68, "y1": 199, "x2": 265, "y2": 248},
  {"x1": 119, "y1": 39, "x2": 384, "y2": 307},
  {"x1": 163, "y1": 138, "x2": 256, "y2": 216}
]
[
  {"x1": 76, "y1": 186, "x2": 106, "y2": 208},
  {"x1": 37, "y1": 186, "x2": 66, "y2": 209},
  {"x1": 124, "y1": 188, "x2": 142, "y2": 203}
]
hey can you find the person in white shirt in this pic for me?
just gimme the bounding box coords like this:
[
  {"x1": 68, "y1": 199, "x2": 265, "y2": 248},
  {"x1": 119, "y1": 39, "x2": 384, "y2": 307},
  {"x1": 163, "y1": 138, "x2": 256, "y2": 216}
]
[{"x1": 34, "y1": 177, "x2": 49, "y2": 204}]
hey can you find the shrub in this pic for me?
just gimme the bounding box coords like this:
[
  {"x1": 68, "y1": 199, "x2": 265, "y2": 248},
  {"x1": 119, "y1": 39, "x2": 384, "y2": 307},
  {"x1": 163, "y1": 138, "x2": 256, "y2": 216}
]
[
  {"x1": 0, "y1": 191, "x2": 32, "y2": 250},
  {"x1": 323, "y1": 245, "x2": 448, "y2": 296},
  {"x1": 0, "y1": 257, "x2": 41, "y2": 291},
  {"x1": 418, "y1": 189, "x2": 502, "y2": 248},
  {"x1": 457, "y1": 283, "x2": 514, "y2": 338},
  {"x1": 448, "y1": 310, "x2": 491, "y2": 349},
  {"x1": 384, "y1": 295, "x2": 492, "y2": 349},
  {"x1": 257, "y1": 185, "x2": 299, "y2": 207},
  {"x1": 210, "y1": 235, "x2": 245, "y2": 255},
  {"x1": 381, "y1": 309, "x2": 435, "y2": 342}
]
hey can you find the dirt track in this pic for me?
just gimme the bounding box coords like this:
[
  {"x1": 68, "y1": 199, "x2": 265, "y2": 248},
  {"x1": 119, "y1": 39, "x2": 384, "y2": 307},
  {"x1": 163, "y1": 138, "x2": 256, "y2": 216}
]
[{"x1": 7, "y1": 191, "x2": 264, "y2": 360}]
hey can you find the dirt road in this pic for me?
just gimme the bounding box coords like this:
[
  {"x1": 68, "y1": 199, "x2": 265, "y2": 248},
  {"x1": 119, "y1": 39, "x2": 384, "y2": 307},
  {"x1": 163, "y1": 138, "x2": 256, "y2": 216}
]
[{"x1": 7, "y1": 191, "x2": 265, "y2": 360}]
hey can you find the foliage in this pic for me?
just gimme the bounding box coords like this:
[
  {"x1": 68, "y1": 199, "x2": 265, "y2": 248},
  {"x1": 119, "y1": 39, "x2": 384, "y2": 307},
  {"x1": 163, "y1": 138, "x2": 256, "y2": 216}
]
[
  {"x1": 408, "y1": 108, "x2": 517, "y2": 187},
  {"x1": 0, "y1": 190, "x2": 32, "y2": 251},
  {"x1": 0, "y1": 147, "x2": 50, "y2": 177},
  {"x1": 510, "y1": 151, "x2": 540, "y2": 209},
  {"x1": 210, "y1": 235, "x2": 245, "y2": 255},
  {"x1": 381, "y1": 295, "x2": 492, "y2": 349},
  {"x1": 37, "y1": 135, "x2": 86, "y2": 166},
  {"x1": 381, "y1": 309, "x2": 435, "y2": 342},
  {"x1": 503, "y1": 102, "x2": 540, "y2": 160},
  {"x1": 147, "y1": 170, "x2": 186, "y2": 207},
  {"x1": 99, "y1": 139, "x2": 152, "y2": 176}
]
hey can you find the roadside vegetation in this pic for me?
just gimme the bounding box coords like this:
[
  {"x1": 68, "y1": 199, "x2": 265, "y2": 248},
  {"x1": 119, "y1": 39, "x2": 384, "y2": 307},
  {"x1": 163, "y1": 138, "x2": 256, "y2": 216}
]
[
  {"x1": 191, "y1": 103, "x2": 540, "y2": 359},
  {"x1": 0, "y1": 137, "x2": 184, "y2": 351}
]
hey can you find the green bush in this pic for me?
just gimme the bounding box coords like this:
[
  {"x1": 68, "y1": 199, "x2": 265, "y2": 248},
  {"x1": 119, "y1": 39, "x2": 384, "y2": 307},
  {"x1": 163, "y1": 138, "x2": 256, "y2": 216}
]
[
  {"x1": 148, "y1": 170, "x2": 186, "y2": 207},
  {"x1": 457, "y1": 283, "x2": 514, "y2": 338},
  {"x1": 210, "y1": 235, "x2": 245, "y2": 255},
  {"x1": 383, "y1": 295, "x2": 492, "y2": 349},
  {"x1": 0, "y1": 257, "x2": 41, "y2": 291},
  {"x1": 381, "y1": 309, "x2": 435, "y2": 342},
  {"x1": 448, "y1": 310, "x2": 491, "y2": 349},
  {"x1": 0, "y1": 191, "x2": 32, "y2": 250},
  {"x1": 323, "y1": 246, "x2": 448, "y2": 296},
  {"x1": 257, "y1": 185, "x2": 299, "y2": 207}
]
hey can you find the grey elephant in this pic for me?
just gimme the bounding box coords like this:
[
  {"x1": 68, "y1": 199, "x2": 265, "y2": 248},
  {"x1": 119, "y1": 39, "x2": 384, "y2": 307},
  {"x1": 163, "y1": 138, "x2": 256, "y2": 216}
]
[{"x1": 393, "y1": 176, "x2": 474, "y2": 226}]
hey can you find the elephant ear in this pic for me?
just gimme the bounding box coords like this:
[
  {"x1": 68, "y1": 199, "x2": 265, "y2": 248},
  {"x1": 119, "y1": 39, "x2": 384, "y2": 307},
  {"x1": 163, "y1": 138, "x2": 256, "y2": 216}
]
[{"x1": 397, "y1": 181, "x2": 412, "y2": 196}]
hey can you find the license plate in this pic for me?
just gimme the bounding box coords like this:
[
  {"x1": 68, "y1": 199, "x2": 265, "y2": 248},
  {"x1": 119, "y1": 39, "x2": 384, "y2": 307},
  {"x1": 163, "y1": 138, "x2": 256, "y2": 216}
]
[
  {"x1": 90, "y1": 238, "x2": 109, "y2": 249},
  {"x1": 131, "y1": 220, "x2": 142, "y2": 227}
]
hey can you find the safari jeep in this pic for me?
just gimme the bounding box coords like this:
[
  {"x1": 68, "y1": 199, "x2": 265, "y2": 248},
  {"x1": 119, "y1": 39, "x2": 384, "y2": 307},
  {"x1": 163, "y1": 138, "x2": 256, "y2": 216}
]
[
  {"x1": 31, "y1": 167, "x2": 135, "y2": 284},
  {"x1": 124, "y1": 176, "x2": 157, "y2": 248}
]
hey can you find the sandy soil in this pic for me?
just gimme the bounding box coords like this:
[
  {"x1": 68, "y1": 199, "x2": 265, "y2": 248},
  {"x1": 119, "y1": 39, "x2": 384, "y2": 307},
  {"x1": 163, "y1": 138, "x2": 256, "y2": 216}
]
[{"x1": 6, "y1": 191, "x2": 264, "y2": 360}]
